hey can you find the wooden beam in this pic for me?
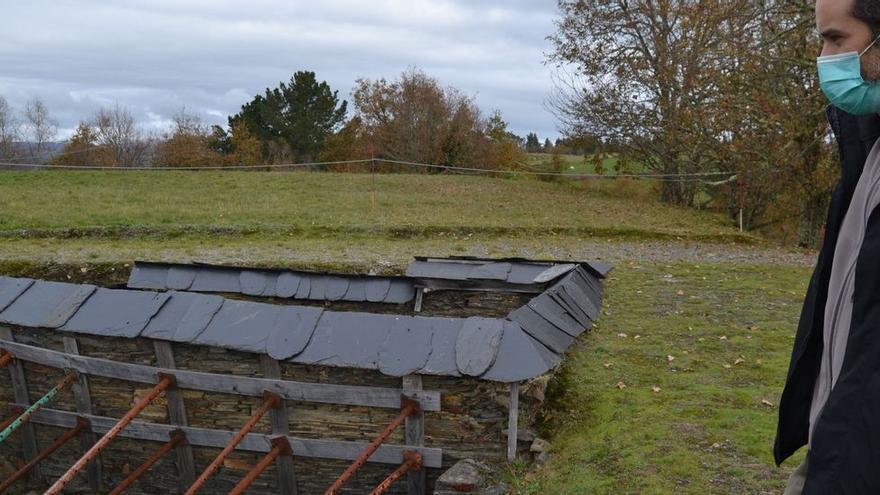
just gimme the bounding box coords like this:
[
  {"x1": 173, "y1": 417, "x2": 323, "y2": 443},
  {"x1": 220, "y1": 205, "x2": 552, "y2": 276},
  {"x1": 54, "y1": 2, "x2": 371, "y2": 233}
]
[
  {"x1": 403, "y1": 375, "x2": 425, "y2": 495},
  {"x1": 507, "y1": 382, "x2": 519, "y2": 462},
  {"x1": 62, "y1": 337, "x2": 102, "y2": 493},
  {"x1": 153, "y1": 341, "x2": 196, "y2": 492},
  {"x1": 0, "y1": 339, "x2": 442, "y2": 411},
  {"x1": 0, "y1": 327, "x2": 41, "y2": 482},
  {"x1": 21, "y1": 406, "x2": 443, "y2": 468},
  {"x1": 259, "y1": 355, "x2": 297, "y2": 495},
  {"x1": 413, "y1": 288, "x2": 424, "y2": 313}
]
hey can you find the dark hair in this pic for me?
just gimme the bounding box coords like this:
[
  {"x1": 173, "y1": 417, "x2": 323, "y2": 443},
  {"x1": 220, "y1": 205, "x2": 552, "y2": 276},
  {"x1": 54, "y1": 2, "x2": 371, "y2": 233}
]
[{"x1": 853, "y1": 0, "x2": 880, "y2": 39}]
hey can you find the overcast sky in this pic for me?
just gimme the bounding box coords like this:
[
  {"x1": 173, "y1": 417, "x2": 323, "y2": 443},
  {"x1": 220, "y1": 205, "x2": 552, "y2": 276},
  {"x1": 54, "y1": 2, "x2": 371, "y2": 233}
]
[{"x1": 0, "y1": 1, "x2": 563, "y2": 141}]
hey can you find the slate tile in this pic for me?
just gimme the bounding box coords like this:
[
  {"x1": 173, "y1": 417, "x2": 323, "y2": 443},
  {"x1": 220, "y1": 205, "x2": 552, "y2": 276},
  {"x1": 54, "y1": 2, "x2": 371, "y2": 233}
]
[
  {"x1": 532, "y1": 263, "x2": 577, "y2": 283},
  {"x1": 142, "y1": 291, "x2": 224, "y2": 342},
  {"x1": 0, "y1": 281, "x2": 97, "y2": 329},
  {"x1": 560, "y1": 281, "x2": 600, "y2": 321},
  {"x1": 506, "y1": 264, "x2": 553, "y2": 284},
  {"x1": 377, "y1": 316, "x2": 433, "y2": 376},
  {"x1": 62, "y1": 288, "x2": 170, "y2": 338},
  {"x1": 189, "y1": 267, "x2": 241, "y2": 293},
  {"x1": 309, "y1": 276, "x2": 328, "y2": 300},
  {"x1": 365, "y1": 279, "x2": 391, "y2": 303},
  {"x1": 507, "y1": 306, "x2": 573, "y2": 354},
  {"x1": 324, "y1": 276, "x2": 350, "y2": 302},
  {"x1": 455, "y1": 317, "x2": 504, "y2": 377},
  {"x1": 126, "y1": 264, "x2": 168, "y2": 289},
  {"x1": 344, "y1": 279, "x2": 367, "y2": 301},
  {"x1": 167, "y1": 266, "x2": 198, "y2": 290},
  {"x1": 0, "y1": 277, "x2": 34, "y2": 313},
  {"x1": 275, "y1": 272, "x2": 302, "y2": 298},
  {"x1": 266, "y1": 306, "x2": 323, "y2": 360},
  {"x1": 405, "y1": 261, "x2": 473, "y2": 280},
  {"x1": 527, "y1": 294, "x2": 584, "y2": 337},
  {"x1": 293, "y1": 312, "x2": 393, "y2": 369},
  {"x1": 384, "y1": 279, "x2": 415, "y2": 304},
  {"x1": 294, "y1": 276, "x2": 311, "y2": 300},
  {"x1": 481, "y1": 321, "x2": 556, "y2": 382},
  {"x1": 468, "y1": 262, "x2": 512, "y2": 281},
  {"x1": 418, "y1": 319, "x2": 462, "y2": 376},
  {"x1": 240, "y1": 270, "x2": 269, "y2": 296},
  {"x1": 194, "y1": 300, "x2": 276, "y2": 353}
]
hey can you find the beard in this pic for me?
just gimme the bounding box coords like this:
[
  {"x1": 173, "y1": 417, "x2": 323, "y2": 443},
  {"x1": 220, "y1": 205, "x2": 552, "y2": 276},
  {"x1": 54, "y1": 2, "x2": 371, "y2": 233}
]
[{"x1": 863, "y1": 47, "x2": 880, "y2": 82}]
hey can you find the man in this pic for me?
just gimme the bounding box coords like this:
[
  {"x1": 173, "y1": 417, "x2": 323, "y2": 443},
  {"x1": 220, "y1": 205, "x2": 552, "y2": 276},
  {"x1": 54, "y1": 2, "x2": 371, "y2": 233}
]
[{"x1": 776, "y1": 0, "x2": 880, "y2": 493}]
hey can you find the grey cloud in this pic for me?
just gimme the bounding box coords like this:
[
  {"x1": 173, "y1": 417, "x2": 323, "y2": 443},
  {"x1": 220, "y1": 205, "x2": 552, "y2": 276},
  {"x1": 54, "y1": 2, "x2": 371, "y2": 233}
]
[{"x1": 0, "y1": 0, "x2": 562, "y2": 140}]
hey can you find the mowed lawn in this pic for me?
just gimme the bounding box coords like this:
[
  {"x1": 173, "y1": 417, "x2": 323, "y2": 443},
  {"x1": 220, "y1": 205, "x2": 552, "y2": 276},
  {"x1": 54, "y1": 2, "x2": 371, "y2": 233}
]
[
  {"x1": 0, "y1": 170, "x2": 743, "y2": 241},
  {"x1": 510, "y1": 262, "x2": 809, "y2": 494},
  {"x1": 0, "y1": 170, "x2": 811, "y2": 494}
]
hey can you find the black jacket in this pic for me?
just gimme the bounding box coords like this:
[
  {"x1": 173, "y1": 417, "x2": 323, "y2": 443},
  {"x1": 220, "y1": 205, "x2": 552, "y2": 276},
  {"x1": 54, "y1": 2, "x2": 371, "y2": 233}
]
[{"x1": 775, "y1": 107, "x2": 880, "y2": 493}]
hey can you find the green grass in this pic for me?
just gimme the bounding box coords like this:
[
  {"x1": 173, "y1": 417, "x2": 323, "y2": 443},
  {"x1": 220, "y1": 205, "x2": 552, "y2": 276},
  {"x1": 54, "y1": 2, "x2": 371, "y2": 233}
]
[
  {"x1": 0, "y1": 170, "x2": 748, "y2": 243},
  {"x1": 0, "y1": 169, "x2": 810, "y2": 493},
  {"x1": 508, "y1": 262, "x2": 809, "y2": 494},
  {"x1": 527, "y1": 153, "x2": 648, "y2": 175}
]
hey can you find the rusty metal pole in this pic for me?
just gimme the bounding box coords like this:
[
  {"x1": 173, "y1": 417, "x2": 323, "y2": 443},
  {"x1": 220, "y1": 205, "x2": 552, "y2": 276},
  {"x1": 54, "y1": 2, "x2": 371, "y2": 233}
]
[
  {"x1": 45, "y1": 374, "x2": 175, "y2": 495},
  {"x1": 0, "y1": 418, "x2": 89, "y2": 493},
  {"x1": 108, "y1": 431, "x2": 187, "y2": 495},
  {"x1": 0, "y1": 371, "x2": 77, "y2": 443},
  {"x1": 184, "y1": 391, "x2": 281, "y2": 495},
  {"x1": 368, "y1": 451, "x2": 422, "y2": 495},
  {"x1": 228, "y1": 437, "x2": 292, "y2": 495},
  {"x1": 0, "y1": 351, "x2": 13, "y2": 368},
  {"x1": 324, "y1": 396, "x2": 420, "y2": 495}
]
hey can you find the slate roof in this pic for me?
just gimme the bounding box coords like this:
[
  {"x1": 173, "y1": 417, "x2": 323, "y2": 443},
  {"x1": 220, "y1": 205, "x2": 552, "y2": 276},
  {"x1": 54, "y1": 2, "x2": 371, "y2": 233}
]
[
  {"x1": 128, "y1": 262, "x2": 416, "y2": 304},
  {"x1": 0, "y1": 259, "x2": 608, "y2": 383}
]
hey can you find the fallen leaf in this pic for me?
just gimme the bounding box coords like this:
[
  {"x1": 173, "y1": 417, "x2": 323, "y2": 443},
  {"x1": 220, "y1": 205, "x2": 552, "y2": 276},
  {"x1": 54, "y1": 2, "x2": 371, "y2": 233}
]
[
  {"x1": 723, "y1": 364, "x2": 732, "y2": 369},
  {"x1": 667, "y1": 355, "x2": 675, "y2": 362},
  {"x1": 634, "y1": 334, "x2": 641, "y2": 339},
  {"x1": 676, "y1": 290, "x2": 685, "y2": 296},
  {"x1": 652, "y1": 386, "x2": 661, "y2": 393},
  {"x1": 617, "y1": 333, "x2": 628, "y2": 338},
  {"x1": 616, "y1": 381, "x2": 627, "y2": 389},
  {"x1": 761, "y1": 399, "x2": 774, "y2": 407},
  {"x1": 719, "y1": 335, "x2": 728, "y2": 340},
  {"x1": 603, "y1": 362, "x2": 613, "y2": 368},
  {"x1": 734, "y1": 357, "x2": 745, "y2": 365}
]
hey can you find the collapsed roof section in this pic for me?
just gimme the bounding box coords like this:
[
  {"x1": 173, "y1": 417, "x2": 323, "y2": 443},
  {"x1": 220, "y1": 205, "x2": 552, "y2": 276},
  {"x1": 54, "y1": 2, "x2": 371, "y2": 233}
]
[{"x1": 0, "y1": 258, "x2": 609, "y2": 383}]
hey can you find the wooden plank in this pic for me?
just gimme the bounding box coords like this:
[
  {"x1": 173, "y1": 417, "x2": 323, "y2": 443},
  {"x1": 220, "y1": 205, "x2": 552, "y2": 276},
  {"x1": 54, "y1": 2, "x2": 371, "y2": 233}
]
[
  {"x1": 22, "y1": 406, "x2": 443, "y2": 468},
  {"x1": 153, "y1": 341, "x2": 196, "y2": 492},
  {"x1": 260, "y1": 355, "x2": 297, "y2": 495},
  {"x1": 413, "y1": 288, "x2": 424, "y2": 313},
  {"x1": 0, "y1": 338, "x2": 441, "y2": 411},
  {"x1": 0, "y1": 326, "x2": 41, "y2": 482},
  {"x1": 403, "y1": 375, "x2": 425, "y2": 495},
  {"x1": 63, "y1": 337, "x2": 102, "y2": 493},
  {"x1": 507, "y1": 382, "x2": 519, "y2": 462}
]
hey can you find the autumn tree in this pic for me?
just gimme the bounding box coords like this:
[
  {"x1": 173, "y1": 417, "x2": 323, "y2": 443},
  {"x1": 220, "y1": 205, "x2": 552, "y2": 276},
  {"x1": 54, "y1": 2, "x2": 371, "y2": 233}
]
[
  {"x1": 229, "y1": 71, "x2": 347, "y2": 163},
  {"x1": 548, "y1": 0, "x2": 758, "y2": 206},
  {"x1": 154, "y1": 108, "x2": 221, "y2": 167},
  {"x1": 210, "y1": 121, "x2": 264, "y2": 166},
  {"x1": 525, "y1": 132, "x2": 541, "y2": 152},
  {"x1": 51, "y1": 122, "x2": 108, "y2": 167}
]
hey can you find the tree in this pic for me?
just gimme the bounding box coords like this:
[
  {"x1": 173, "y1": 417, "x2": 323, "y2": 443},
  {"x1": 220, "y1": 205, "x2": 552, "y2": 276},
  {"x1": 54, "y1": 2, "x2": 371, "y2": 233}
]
[
  {"x1": 23, "y1": 97, "x2": 57, "y2": 160},
  {"x1": 230, "y1": 71, "x2": 347, "y2": 163},
  {"x1": 548, "y1": 0, "x2": 757, "y2": 206},
  {"x1": 154, "y1": 108, "x2": 221, "y2": 167},
  {"x1": 51, "y1": 122, "x2": 107, "y2": 167},
  {"x1": 525, "y1": 132, "x2": 541, "y2": 152},
  {"x1": 543, "y1": 138, "x2": 553, "y2": 153},
  {"x1": 0, "y1": 96, "x2": 19, "y2": 161},
  {"x1": 93, "y1": 105, "x2": 149, "y2": 167}
]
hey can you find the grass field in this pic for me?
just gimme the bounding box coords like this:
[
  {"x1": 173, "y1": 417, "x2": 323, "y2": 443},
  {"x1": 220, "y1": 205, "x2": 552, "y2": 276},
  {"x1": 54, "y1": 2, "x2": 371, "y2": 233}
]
[
  {"x1": 0, "y1": 169, "x2": 812, "y2": 494},
  {"x1": 527, "y1": 153, "x2": 648, "y2": 175}
]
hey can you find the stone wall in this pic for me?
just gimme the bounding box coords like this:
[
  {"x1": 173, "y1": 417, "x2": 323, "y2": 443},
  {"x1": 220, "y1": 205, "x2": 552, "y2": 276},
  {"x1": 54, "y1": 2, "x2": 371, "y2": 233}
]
[{"x1": 0, "y1": 327, "x2": 545, "y2": 494}]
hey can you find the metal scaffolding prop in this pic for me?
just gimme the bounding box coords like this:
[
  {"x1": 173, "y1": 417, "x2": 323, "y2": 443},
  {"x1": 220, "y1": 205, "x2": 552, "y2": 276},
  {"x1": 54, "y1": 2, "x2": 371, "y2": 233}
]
[
  {"x1": 0, "y1": 417, "x2": 89, "y2": 493},
  {"x1": 228, "y1": 436, "x2": 292, "y2": 495},
  {"x1": 369, "y1": 451, "x2": 422, "y2": 495},
  {"x1": 45, "y1": 374, "x2": 175, "y2": 495},
  {"x1": 324, "y1": 395, "x2": 420, "y2": 495},
  {"x1": 0, "y1": 408, "x2": 23, "y2": 433},
  {"x1": 108, "y1": 430, "x2": 187, "y2": 495},
  {"x1": 184, "y1": 391, "x2": 282, "y2": 495},
  {"x1": 0, "y1": 351, "x2": 12, "y2": 368},
  {"x1": 0, "y1": 371, "x2": 77, "y2": 443}
]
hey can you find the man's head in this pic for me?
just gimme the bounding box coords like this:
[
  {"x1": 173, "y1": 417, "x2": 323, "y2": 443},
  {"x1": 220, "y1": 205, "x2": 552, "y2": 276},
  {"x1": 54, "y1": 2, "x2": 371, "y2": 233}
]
[{"x1": 817, "y1": 0, "x2": 880, "y2": 80}]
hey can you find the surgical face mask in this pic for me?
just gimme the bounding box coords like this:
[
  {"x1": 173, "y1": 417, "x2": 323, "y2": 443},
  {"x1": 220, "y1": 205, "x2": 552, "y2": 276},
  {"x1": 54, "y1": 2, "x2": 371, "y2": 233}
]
[{"x1": 817, "y1": 35, "x2": 880, "y2": 115}]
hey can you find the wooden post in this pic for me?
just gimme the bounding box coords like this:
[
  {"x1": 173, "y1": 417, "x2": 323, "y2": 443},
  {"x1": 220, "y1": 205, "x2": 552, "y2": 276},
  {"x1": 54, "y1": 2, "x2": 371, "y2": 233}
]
[
  {"x1": 507, "y1": 382, "x2": 519, "y2": 462},
  {"x1": 259, "y1": 355, "x2": 298, "y2": 495},
  {"x1": 0, "y1": 326, "x2": 41, "y2": 481},
  {"x1": 153, "y1": 341, "x2": 197, "y2": 492},
  {"x1": 413, "y1": 288, "x2": 425, "y2": 313},
  {"x1": 63, "y1": 337, "x2": 102, "y2": 493},
  {"x1": 403, "y1": 375, "x2": 425, "y2": 495}
]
